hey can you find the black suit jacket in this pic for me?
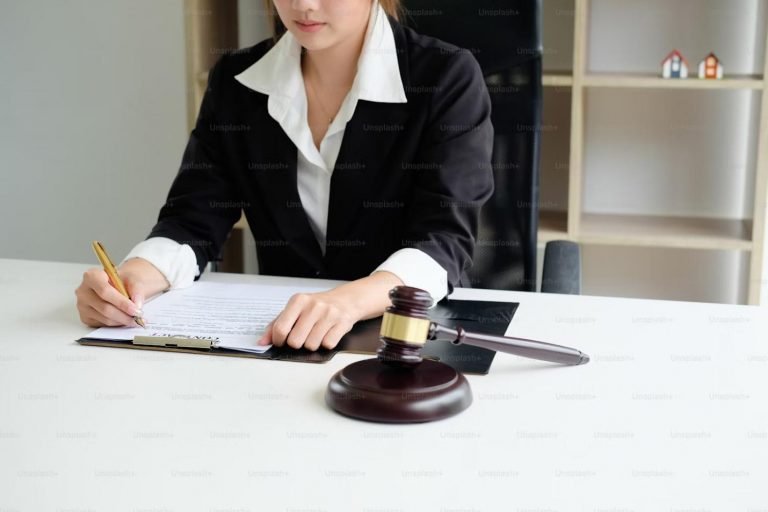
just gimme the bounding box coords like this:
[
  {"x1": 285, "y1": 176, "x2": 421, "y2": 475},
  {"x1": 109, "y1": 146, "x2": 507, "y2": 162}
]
[{"x1": 146, "y1": 14, "x2": 494, "y2": 295}]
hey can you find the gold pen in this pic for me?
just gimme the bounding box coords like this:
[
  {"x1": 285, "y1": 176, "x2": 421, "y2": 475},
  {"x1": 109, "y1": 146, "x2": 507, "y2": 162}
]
[{"x1": 91, "y1": 241, "x2": 146, "y2": 328}]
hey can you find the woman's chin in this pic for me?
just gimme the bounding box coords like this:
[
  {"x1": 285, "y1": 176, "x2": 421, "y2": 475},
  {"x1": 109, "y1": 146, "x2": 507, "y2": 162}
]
[{"x1": 291, "y1": 32, "x2": 334, "y2": 51}]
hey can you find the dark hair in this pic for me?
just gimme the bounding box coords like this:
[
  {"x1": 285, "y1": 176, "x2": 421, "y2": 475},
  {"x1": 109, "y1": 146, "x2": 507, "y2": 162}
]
[{"x1": 264, "y1": 0, "x2": 403, "y2": 42}]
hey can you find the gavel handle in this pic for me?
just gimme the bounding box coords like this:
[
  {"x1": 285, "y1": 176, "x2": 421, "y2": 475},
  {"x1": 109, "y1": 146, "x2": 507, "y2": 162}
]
[{"x1": 428, "y1": 323, "x2": 590, "y2": 366}]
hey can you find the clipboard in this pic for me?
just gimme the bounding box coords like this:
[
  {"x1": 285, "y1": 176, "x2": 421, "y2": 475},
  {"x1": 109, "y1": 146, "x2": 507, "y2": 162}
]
[{"x1": 76, "y1": 298, "x2": 518, "y2": 375}]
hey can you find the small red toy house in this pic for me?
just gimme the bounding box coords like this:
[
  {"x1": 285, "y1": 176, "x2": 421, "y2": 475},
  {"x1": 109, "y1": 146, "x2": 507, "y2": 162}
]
[
  {"x1": 698, "y1": 52, "x2": 723, "y2": 79},
  {"x1": 661, "y1": 50, "x2": 689, "y2": 79}
]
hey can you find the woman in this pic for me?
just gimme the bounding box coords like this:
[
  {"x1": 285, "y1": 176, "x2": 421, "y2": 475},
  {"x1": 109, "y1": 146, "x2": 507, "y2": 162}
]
[{"x1": 75, "y1": 0, "x2": 494, "y2": 352}]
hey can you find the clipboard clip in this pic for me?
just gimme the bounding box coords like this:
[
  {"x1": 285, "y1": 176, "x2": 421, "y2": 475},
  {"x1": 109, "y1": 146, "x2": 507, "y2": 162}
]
[{"x1": 133, "y1": 335, "x2": 214, "y2": 350}]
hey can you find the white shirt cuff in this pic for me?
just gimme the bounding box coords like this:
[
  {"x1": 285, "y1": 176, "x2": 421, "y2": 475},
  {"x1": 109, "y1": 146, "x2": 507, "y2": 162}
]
[
  {"x1": 370, "y1": 248, "x2": 449, "y2": 306},
  {"x1": 120, "y1": 237, "x2": 199, "y2": 290}
]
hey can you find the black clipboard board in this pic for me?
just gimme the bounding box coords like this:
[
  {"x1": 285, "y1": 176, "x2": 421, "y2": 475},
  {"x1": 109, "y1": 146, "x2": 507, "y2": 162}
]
[{"x1": 76, "y1": 298, "x2": 518, "y2": 375}]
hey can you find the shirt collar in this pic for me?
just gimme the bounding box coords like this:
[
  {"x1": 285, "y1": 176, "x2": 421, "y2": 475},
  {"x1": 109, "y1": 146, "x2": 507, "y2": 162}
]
[
  {"x1": 234, "y1": 0, "x2": 407, "y2": 106},
  {"x1": 233, "y1": 1, "x2": 406, "y2": 171}
]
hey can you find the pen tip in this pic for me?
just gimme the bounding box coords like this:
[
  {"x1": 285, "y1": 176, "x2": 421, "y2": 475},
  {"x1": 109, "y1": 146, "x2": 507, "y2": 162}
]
[{"x1": 136, "y1": 318, "x2": 147, "y2": 328}]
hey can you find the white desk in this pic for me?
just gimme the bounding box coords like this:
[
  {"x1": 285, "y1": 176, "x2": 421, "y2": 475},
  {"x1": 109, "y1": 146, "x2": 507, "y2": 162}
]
[{"x1": 0, "y1": 258, "x2": 766, "y2": 511}]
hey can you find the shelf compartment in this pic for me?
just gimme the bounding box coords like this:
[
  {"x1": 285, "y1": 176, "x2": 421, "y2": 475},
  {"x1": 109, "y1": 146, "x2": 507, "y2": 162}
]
[
  {"x1": 579, "y1": 213, "x2": 753, "y2": 250},
  {"x1": 582, "y1": 245, "x2": 750, "y2": 304},
  {"x1": 581, "y1": 87, "x2": 761, "y2": 230},
  {"x1": 538, "y1": 210, "x2": 569, "y2": 243},
  {"x1": 583, "y1": 73, "x2": 764, "y2": 90},
  {"x1": 542, "y1": 0, "x2": 575, "y2": 73},
  {"x1": 587, "y1": 0, "x2": 768, "y2": 80},
  {"x1": 540, "y1": 84, "x2": 572, "y2": 228}
]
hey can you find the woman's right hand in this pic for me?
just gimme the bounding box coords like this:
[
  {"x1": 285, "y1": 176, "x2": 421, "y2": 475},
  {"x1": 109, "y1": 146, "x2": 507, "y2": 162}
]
[{"x1": 75, "y1": 257, "x2": 170, "y2": 327}]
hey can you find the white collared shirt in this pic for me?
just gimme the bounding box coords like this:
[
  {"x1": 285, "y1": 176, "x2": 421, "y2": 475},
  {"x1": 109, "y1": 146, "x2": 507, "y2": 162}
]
[{"x1": 123, "y1": 0, "x2": 449, "y2": 304}]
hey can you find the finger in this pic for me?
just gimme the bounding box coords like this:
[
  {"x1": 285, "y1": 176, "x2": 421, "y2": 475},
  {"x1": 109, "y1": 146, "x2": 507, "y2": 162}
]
[
  {"x1": 257, "y1": 320, "x2": 274, "y2": 346},
  {"x1": 80, "y1": 314, "x2": 102, "y2": 328},
  {"x1": 79, "y1": 310, "x2": 105, "y2": 328},
  {"x1": 127, "y1": 286, "x2": 145, "y2": 311},
  {"x1": 270, "y1": 313, "x2": 299, "y2": 348},
  {"x1": 303, "y1": 320, "x2": 335, "y2": 351},
  {"x1": 286, "y1": 304, "x2": 326, "y2": 350},
  {"x1": 270, "y1": 294, "x2": 311, "y2": 346},
  {"x1": 89, "y1": 272, "x2": 139, "y2": 316},
  {"x1": 75, "y1": 286, "x2": 97, "y2": 327},
  {"x1": 75, "y1": 288, "x2": 98, "y2": 326},
  {"x1": 89, "y1": 298, "x2": 136, "y2": 326},
  {"x1": 124, "y1": 282, "x2": 146, "y2": 323},
  {"x1": 321, "y1": 323, "x2": 351, "y2": 350},
  {"x1": 87, "y1": 304, "x2": 132, "y2": 327}
]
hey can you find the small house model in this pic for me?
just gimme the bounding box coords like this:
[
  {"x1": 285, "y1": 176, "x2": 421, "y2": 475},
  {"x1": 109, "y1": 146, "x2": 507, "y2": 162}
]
[
  {"x1": 661, "y1": 50, "x2": 689, "y2": 79},
  {"x1": 698, "y1": 52, "x2": 723, "y2": 79}
]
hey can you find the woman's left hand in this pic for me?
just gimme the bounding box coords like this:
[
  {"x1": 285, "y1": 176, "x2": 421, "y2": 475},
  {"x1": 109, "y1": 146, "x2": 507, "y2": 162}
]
[
  {"x1": 256, "y1": 271, "x2": 404, "y2": 351},
  {"x1": 257, "y1": 290, "x2": 361, "y2": 351}
]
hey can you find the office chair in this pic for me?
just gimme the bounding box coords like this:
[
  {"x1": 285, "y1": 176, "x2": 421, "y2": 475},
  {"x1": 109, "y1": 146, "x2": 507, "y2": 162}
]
[{"x1": 401, "y1": 0, "x2": 581, "y2": 294}]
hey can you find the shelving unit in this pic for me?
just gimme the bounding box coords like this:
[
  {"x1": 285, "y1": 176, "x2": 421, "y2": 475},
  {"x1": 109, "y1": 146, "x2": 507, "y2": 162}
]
[
  {"x1": 540, "y1": 0, "x2": 768, "y2": 304},
  {"x1": 184, "y1": 0, "x2": 768, "y2": 304}
]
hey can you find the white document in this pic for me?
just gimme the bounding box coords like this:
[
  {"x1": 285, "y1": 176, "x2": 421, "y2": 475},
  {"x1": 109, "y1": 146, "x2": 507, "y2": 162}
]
[{"x1": 86, "y1": 281, "x2": 331, "y2": 353}]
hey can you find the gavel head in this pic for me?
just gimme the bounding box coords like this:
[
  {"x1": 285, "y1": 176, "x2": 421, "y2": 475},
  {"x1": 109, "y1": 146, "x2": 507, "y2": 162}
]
[{"x1": 377, "y1": 286, "x2": 434, "y2": 368}]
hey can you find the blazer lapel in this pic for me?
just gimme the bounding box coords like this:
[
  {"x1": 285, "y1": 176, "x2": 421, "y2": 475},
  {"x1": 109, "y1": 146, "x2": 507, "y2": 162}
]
[
  {"x1": 250, "y1": 115, "x2": 325, "y2": 271},
  {"x1": 325, "y1": 15, "x2": 413, "y2": 261},
  {"x1": 325, "y1": 100, "x2": 411, "y2": 254}
]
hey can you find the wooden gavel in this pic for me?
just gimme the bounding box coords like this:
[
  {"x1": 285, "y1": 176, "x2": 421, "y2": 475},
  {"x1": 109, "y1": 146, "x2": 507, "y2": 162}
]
[
  {"x1": 325, "y1": 286, "x2": 590, "y2": 424},
  {"x1": 377, "y1": 286, "x2": 590, "y2": 367}
]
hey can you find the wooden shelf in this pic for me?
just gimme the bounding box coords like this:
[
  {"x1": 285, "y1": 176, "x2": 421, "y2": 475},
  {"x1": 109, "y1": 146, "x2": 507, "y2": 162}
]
[
  {"x1": 579, "y1": 213, "x2": 753, "y2": 251},
  {"x1": 234, "y1": 211, "x2": 753, "y2": 251},
  {"x1": 538, "y1": 210, "x2": 569, "y2": 243},
  {"x1": 583, "y1": 73, "x2": 764, "y2": 90},
  {"x1": 543, "y1": 73, "x2": 574, "y2": 87}
]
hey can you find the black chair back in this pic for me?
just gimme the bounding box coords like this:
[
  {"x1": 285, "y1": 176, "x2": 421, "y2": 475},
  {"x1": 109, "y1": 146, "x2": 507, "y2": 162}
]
[{"x1": 401, "y1": 0, "x2": 543, "y2": 292}]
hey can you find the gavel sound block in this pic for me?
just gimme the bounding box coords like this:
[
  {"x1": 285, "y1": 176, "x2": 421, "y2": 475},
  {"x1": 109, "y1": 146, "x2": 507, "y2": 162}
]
[{"x1": 325, "y1": 286, "x2": 590, "y2": 423}]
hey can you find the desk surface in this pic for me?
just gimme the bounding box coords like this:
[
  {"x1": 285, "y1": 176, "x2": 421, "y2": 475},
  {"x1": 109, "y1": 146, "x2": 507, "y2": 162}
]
[{"x1": 0, "y1": 258, "x2": 766, "y2": 511}]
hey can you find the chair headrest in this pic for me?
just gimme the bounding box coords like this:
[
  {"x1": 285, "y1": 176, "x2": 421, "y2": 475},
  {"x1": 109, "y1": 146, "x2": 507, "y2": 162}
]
[{"x1": 399, "y1": 0, "x2": 542, "y2": 74}]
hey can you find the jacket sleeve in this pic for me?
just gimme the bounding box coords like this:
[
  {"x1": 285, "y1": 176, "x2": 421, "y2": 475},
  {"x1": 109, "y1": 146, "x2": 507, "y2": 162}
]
[
  {"x1": 144, "y1": 54, "x2": 242, "y2": 279},
  {"x1": 400, "y1": 50, "x2": 495, "y2": 295}
]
